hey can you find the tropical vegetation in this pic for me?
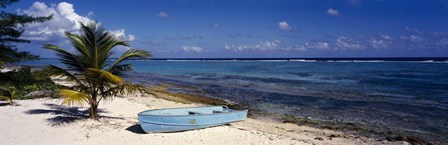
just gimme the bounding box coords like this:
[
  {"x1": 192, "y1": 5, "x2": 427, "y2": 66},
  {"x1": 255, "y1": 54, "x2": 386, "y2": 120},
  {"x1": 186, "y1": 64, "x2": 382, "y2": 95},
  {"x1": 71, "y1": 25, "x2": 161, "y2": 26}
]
[
  {"x1": 0, "y1": 0, "x2": 52, "y2": 63},
  {"x1": 0, "y1": 0, "x2": 53, "y2": 105},
  {"x1": 0, "y1": 66, "x2": 59, "y2": 105},
  {"x1": 0, "y1": 85, "x2": 15, "y2": 105},
  {"x1": 43, "y1": 22, "x2": 150, "y2": 119}
]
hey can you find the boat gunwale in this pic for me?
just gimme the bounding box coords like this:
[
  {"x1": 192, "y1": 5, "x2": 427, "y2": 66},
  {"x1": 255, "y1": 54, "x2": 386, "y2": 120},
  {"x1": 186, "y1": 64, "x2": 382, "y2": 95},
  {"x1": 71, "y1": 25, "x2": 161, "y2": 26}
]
[
  {"x1": 138, "y1": 106, "x2": 248, "y2": 117},
  {"x1": 141, "y1": 119, "x2": 246, "y2": 126}
]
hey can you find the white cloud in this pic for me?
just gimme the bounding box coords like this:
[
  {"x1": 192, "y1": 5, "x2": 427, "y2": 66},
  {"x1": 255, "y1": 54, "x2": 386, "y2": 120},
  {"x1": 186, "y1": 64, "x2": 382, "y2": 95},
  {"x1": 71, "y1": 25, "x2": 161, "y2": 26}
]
[
  {"x1": 87, "y1": 12, "x2": 94, "y2": 17},
  {"x1": 222, "y1": 30, "x2": 448, "y2": 52},
  {"x1": 255, "y1": 40, "x2": 281, "y2": 50},
  {"x1": 144, "y1": 40, "x2": 164, "y2": 46},
  {"x1": 156, "y1": 11, "x2": 169, "y2": 18},
  {"x1": 286, "y1": 44, "x2": 307, "y2": 51},
  {"x1": 56, "y1": 2, "x2": 91, "y2": 29},
  {"x1": 335, "y1": 36, "x2": 364, "y2": 49},
  {"x1": 18, "y1": 2, "x2": 135, "y2": 42},
  {"x1": 436, "y1": 38, "x2": 448, "y2": 48},
  {"x1": 224, "y1": 40, "x2": 282, "y2": 51},
  {"x1": 315, "y1": 42, "x2": 329, "y2": 50},
  {"x1": 401, "y1": 35, "x2": 425, "y2": 42},
  {"x1": 283, "y1": 41, "x2": 330, "y2": 51},
  {"x1": 212, "y1": 22, "x2": 219, "y2": 28},
  {"x1": 405, "y1": 27, "x2": 421, "y2": 33},
  {"x1": 380, "y1": 34, "x2": 392, "y2": 40},
  {"x1": 224, "y1": 44, "x2": 249, "y2": 51},
  {"x1": 115, "y1": 46, "x2": 131, "y2": 52},
  {"x1": 278, "y1": 21, "x2": 296, "y2": 31},
  {"x1": 370, "y1": 39, "x2": 388, "y2": 49},
  {"x1": 432, "y1": 32, "x2": 445, "y2": 36},
  {"x1": 109, "y1": 29, "x2": 136, "y2": 41},
  {"x1": 225, "y1": 40, "x2": 282, "y2": 51},
  {"x1": 224, "y1": 40, "x2": 332, "y2": 52},
  {"x1": 182, "y1": 45, "x2": 204, "y2": 52},
  {"x1": 157, "y1": 50, "x2": 173, "y2": 53},
  {"x1": 327, "y1": 9, "x2": 340, "y2": 16},
  {"x1": 302, "y1": 42, "x2": 331, "y2": 50},
  {"x1": 409, "y1": 35, "x2": 424, "y2": 42}
]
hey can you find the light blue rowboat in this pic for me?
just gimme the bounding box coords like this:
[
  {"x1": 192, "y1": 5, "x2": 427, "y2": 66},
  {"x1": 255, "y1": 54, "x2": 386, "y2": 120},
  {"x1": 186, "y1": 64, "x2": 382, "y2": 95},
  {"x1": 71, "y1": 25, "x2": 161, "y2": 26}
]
[{"x1": 138, "y1": 106, "x2": 248, "y2": 133}]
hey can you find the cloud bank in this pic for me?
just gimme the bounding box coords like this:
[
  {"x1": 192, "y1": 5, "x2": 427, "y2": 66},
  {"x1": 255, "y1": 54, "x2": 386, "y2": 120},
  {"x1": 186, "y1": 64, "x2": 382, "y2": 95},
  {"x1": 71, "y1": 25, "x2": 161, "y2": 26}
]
[
  {"x1": 182, "y1": 45, "x2": 204, "y2": 52},
  {"x1": 222, "y1": 28, "x2": 448, "y2": 53},
  {"x1": 18, "y1": 2, "x2": 135, "y2": 43},
  {"x1": 224, "y1": 40, "x2": 281, "y2": 51}
]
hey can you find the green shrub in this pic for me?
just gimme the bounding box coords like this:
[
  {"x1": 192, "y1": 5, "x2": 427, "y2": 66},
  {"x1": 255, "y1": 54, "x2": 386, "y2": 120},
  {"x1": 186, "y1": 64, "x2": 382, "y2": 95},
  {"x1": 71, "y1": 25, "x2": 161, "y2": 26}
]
[
  {"x1": 0, "y1": 66, "x2": 60, "y2": 99},
  {"x1": 0, "y1": 86, "x2": 15, "y2": 105}
]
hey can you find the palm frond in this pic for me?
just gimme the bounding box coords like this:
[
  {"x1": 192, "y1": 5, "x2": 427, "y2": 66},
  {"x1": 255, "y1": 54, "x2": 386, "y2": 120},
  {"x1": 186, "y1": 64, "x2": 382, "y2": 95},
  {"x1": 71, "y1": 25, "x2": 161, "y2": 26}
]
[
  {"x1": 112, "y1": 81, "x2": 145, "y2": 96},
  {"x1": 0, "y1": 95, "x2": 13, "y2": 105},
  {"x1": 65, "y1": 32, "x2": 91, "y2": 60},
  {"x1": 96, "y1": 30, "x2": 128, "y2": 69},
  {"x1": 109, "y1": 64, "x2": 132, "y2": 75},
  {"x1": 0, "y1": 86, "x2": 9, "y2": 92},
  {"x1": 85, "y1": 68, "x2": 123, "y2": 85},
  {"x1": 78, "y1": 23, "x2": 99, "y2": 68},
  {"x1": 121, "y1": 82, "x2": 146, "y2": 94},
  {"x1": 46, "y1": 65, "x2": 84, "y2": 86},
  {"x1": 42, "y1": 44, "x2": 84, "y2": 72},
  {"x1": 0, "y1": 86, "x2": 12, "y2": 96},
  {"x1": 0, "y1": 95, "x2": 9, "y2": 100},
  {"x1": 108, "y1": 49, "x2": 151, "y2": 74},
  {"x1": 59, "y1": 89, "x2": 89, "y2": 106},
  {"x1": 98, "y1": 81, "x2": 146, "y2": 104},
  {"x1": 0, "y1": 86, "x2": 15, "y2": 105}
]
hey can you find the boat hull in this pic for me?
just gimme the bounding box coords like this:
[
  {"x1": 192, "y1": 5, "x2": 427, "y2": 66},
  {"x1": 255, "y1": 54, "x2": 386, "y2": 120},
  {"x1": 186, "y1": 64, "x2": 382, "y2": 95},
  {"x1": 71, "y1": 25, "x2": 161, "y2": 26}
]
[{"x1": 138, "y1": 106, "x2": 248, "y2": 133}]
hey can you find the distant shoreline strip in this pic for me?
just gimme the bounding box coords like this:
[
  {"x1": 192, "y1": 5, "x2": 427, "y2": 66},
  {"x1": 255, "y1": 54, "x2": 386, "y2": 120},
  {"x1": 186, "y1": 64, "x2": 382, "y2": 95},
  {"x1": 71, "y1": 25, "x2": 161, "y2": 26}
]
[{"x1": 38, "y1": 57, "x2": 448, "y2": 62}]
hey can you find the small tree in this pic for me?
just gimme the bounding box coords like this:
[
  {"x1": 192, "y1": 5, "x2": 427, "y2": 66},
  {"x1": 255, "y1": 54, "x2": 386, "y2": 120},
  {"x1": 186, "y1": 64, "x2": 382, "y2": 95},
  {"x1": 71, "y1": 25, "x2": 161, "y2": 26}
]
[
  {"x1": 43, "y1": 22, "x2": 151, "y2": 119},
  {"x1": 0, "y1": 86, "x2": 15, "y2": 105}
]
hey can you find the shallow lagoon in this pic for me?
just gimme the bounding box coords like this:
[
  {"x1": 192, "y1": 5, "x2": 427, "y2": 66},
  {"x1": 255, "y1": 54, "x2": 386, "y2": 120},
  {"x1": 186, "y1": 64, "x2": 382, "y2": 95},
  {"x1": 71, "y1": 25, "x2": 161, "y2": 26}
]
[{"x1": 21, "y1": 59, "x2": 448, "y2": 142}]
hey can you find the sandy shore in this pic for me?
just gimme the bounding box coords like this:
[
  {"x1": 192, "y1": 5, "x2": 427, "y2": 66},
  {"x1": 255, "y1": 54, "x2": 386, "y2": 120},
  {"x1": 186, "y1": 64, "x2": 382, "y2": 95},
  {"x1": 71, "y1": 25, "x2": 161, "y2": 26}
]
[
  {"x1": 0, "y1": 66, "x2": 408, "y2": 144},
  {"x1": 0, "y1": 92, "x2": 409, "y2": 145}
]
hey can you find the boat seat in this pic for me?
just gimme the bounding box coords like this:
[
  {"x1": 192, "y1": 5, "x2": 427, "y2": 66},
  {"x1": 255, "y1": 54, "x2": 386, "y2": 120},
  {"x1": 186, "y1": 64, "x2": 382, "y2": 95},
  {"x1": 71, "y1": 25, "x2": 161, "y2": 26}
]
[
  {"x1": 213, "y1": 110, "x2": 224, "y2": 113},
  {"x1": 188, "y1": 111, "x2": 210, "y2": 115}
]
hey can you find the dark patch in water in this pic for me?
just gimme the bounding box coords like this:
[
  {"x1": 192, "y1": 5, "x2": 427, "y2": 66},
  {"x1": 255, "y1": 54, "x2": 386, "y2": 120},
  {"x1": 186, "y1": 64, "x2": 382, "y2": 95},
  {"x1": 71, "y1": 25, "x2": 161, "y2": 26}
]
[
  {"x1": 287, "y1": 72, "x2": 313, "y2": 77},
  {"x1": 222, "y1": 75, "x2": 313, "y2": 85},
  {"x1": 163, "y1": 79, "x2": 448, "y2": 143},
  {"x1": 122, "y1": 63, "x2": 448, "y2": 143}
]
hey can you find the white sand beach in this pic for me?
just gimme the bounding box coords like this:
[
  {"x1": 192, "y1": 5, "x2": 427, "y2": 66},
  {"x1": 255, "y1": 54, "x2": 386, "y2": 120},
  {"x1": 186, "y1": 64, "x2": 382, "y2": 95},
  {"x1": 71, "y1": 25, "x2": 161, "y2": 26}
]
[{"x1": 0, "y1": 93, "x2": 409, "y2": 145}]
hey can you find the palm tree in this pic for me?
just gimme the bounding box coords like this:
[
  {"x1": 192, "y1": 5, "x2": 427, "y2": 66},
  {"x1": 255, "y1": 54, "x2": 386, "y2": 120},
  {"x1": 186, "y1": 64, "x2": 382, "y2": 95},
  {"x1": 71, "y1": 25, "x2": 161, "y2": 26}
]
[
  {"x1": 43, "y1": 22, "x2": 151, "y2": 119},
  {"x1": 0, "y1": 86, "x2": 15, "y2": 106}
]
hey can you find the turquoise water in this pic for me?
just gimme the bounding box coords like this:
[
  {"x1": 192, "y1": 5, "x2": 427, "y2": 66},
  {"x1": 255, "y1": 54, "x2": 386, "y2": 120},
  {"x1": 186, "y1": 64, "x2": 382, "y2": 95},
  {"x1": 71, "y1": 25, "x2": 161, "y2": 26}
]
[{"x1": 20, "y1": 59, "x2": 448, "y2": 141}]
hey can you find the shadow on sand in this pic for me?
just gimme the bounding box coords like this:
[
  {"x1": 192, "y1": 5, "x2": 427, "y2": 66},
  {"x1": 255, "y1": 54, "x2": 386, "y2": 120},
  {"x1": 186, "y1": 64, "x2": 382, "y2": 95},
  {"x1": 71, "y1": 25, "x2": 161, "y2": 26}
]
[
  {"x1": 0, "y1": 102, "x2": 20, "y2": 106},
  {"x1": 126, "y1": 123, "x2": 146, "y2": 134},
  {"x1": 25, "y1": 103, "x2": 120, "y2": 126},
  {"x1": 0, "y1": 102, "x2": 10, "y2": 106}
]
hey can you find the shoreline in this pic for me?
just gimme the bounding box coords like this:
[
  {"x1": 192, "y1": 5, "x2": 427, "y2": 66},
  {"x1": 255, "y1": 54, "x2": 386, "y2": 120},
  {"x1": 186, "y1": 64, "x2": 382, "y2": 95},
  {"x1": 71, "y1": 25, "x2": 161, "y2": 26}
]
[
  {"x1": 1, "y1": 65, "x2": 444, "y2": 144},
  {"x1": 141, "y1": 80, "x2": 446, "y2": 144},
  {"x1": 0, "y1": 94, "x2": 410, "y2": 145},
  {"x1": 148, "y1": 86, "x2": 441, "y2": 144}
]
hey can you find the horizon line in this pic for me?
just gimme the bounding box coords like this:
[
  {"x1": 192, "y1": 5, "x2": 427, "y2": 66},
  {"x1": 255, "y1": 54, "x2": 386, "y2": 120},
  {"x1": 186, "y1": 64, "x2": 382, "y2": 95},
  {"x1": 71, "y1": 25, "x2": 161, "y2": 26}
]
[{"x1": 38, "y1": 56, "x2": 448, "y2": 61}]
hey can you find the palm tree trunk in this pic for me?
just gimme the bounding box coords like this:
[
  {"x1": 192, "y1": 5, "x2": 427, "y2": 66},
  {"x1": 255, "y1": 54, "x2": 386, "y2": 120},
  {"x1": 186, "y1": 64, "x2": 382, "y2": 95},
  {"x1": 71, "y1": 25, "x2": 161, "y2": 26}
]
[
  {"x1": 89, "y1": 103, "x2": 99, "y2": 119},
  {"x1": 89, "y1": 88, "x2": 99, "y2": 119}
]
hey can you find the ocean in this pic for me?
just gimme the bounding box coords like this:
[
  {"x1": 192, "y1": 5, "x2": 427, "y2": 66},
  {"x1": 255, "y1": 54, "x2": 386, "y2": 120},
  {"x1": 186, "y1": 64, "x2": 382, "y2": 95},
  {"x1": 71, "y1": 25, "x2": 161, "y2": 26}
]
[{"x1": 20, "y1": 58, "x2": 448, "y2": 141}]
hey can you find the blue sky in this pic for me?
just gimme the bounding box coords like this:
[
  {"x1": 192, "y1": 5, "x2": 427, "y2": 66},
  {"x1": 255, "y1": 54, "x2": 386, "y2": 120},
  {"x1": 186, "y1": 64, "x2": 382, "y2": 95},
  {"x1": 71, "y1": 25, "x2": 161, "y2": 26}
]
[{"x1": 6, "y1": 0, "x2": 448, "y2": 58}]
